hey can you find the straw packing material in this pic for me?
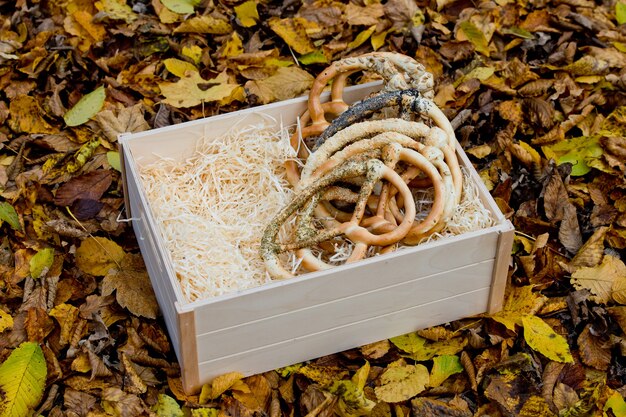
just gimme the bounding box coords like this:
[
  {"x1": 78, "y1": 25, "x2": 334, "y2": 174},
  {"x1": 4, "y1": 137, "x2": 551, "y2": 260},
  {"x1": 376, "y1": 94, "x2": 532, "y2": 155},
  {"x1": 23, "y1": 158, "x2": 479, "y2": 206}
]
[{"x1": 139, "y1": 122, "x2": 298, "y2": 302}]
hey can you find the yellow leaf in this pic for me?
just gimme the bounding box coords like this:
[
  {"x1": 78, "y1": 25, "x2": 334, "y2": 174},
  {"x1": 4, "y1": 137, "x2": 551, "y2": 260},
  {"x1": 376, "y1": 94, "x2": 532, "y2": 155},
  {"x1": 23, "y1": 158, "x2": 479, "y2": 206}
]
[
  {"x1": 174, "y1": 15, "x2": 232, "y2": 34},
  {"x1": 612, "y1": 275, "x2": 626, "y2": 305},
  {"x1": 0, "y1": 342, "x2": 47, "y2": 417},
  {"x1": 159, "y1": 71, "x2": 240, "y2": 108},
  {"x1": 182, "y1": 45, "x2": 203, "y2": 65},
  {"x1": 163, "y1": 58, "x2": 198, "y2": 77},
  {"x1": 152, "y1": 394, "x2": 184, "y2": 417},
  {"x1": 29, "y1": 248, "x2": 54, "y2": 279},
  {"x1": 72, "y1": 10, "x2": 106, "y2": 43},
  {"x1": 220, "y1": 32, "x2": 244, "y2": 58},
  {"x1": 466, "y1": 144, "x2": 492, "y2": 159},
  {"x1": 371, "y1": 30, "x2": 389, "y2": 51},
  {"x1": 75, "y1": 236, "x2": 125, "y2": 276},
  {"x1": 521, "y1": 315, "x2": 573, "y2": 363},
  {"x1": 390, "y1": 333, "x2": 466, "y2": 361},
  {"x1": 64, "y1": 86, "x2": 106, "y2": 127},
  {"x1": 490, "y1": 285, "x2": 546, "y2": 331},
  {"x1": 329, "y1": 379, "x2": 376, "y2": 417},
  {"x1": 572, "y1": 255, "x2": 626, "y2": 304},
  {"x1": 49, "y1": 303, "x2": 79, "y2": 347},
  {"x1": 101, "y1": 253, "x2": 159, "y2": 319},
  {"x1": 374, "y1": 364, "x2": 429, "y2": 403},
  {"x1": 429, "y1": 355, "x2": 463, "y2": 387},
  {"x1": 161, "y1": 0, "x2": 199, "y2": 14},
  {"x1": 458, "y1": 20, "x2": 489, "y2": 56},
  {"x1": 0, "y1": 310, "x2": 13, "y2": 333},
  {"x1": 95, "y1": 0, "x2": 138, "y2": 23},
  {"x1": 518, "y1": 141, "x2": 541, "y2": 165},
  {"x1": 298, "y1": 364, "x2": 349, "y2": 387},
  {"x1": 268, "y1": 17, "x2": 315, "y2": 55},
  {"x1": 71, "y1": 353, "x2": 92, "y2": 373},
  {"x1": 575, "y1": 75, "x2": 604, "y2": 84},
  {"x1": 348, "y1": 25, "x2": 376, "y2": 50},
  {"x1": 245, "y1": 66, "x2": 314, "y2": 104},
  {"x1": 204, "y1": 371, "x2": 244, "y2": 401},
  {"x1": 235, "y1": 0, "x2": 259, "y2": 27},
  {"x1": 8, "y1": 96, "x2": 57, "y2": 134}
]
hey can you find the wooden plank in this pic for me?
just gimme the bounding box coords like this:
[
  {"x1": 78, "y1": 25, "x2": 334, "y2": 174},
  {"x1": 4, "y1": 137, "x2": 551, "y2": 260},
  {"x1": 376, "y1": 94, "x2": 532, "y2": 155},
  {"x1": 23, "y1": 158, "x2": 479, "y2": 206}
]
[
  {"x1": 177, "y1": 307, "x2": 200, "y2": 394},
  {"x1": 190, "y1": 228, "x2": 500, "y2": 335},
  {"x1": 487, "y1": 221, "x2": 515, "y2": 314},
  {"x1": 191, "y1": 287, "x2": 490, "y2": 392},
  {"x1": 195, "y1": 260, "x2": 494, "y2": 361}
]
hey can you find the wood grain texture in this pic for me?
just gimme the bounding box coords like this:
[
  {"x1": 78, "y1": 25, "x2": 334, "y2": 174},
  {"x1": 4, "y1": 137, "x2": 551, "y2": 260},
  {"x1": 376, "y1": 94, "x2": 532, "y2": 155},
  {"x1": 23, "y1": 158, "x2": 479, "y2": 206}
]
[
  {"x1": 191, "y1": 287, "x2": 490, "y2": 392},
  {"x1": 177, "y1": 307, "x2": 200, "y2": 394},
  {"x1": 195, "y1": 260, "x2": 494, "y2": 361},
  {"x1": 487, "y1": 222, "x2": 515, "y2": 314}
]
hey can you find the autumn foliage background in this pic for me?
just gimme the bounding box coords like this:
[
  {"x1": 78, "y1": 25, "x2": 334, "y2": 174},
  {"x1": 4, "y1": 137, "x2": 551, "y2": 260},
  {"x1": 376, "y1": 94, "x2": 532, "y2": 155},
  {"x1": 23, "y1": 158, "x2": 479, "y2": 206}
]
[{"x1": 1, "y1": 0, "x2": 626, "y2": 415}]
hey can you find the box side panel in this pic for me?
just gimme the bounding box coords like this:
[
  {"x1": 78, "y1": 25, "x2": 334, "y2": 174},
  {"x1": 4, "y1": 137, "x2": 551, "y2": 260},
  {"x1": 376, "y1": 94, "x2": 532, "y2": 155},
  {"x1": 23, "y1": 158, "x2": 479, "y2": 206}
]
[
  {"x1": 487, "y1": 221, "x2": 515, "y2": 314},
  {"x1": 178, "y1": 308, "x2": 200, "y2": 394},
  {"x1": 190, "y1": 286, "x2": 490, "y2": 391},
  {"x1": 196, "y1": 259, "x2": 494, "y2": 361},
  {"x1": 124, "y1": 147, "x2": 183, "y2": 359},
  {"x1": 192, "y1": 229, "x2": 500, "y2": 334}
]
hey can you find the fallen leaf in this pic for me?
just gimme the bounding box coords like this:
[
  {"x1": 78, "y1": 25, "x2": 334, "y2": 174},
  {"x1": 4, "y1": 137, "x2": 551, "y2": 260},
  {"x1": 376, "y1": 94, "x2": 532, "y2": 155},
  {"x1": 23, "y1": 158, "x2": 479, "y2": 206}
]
[
  {"x1": 0, "y1": 310, "x2": 13, "y2": 333},
  {"x1": 29, "y1": 247, "x2": 54, "y2": 279},
  {"x1": 107, "y1": 151, "x2": 121, "y2": 172},
  {"x1": 245, "y1": 66, "x2": 314, "y2": 104},
  {"x1": 101, "y1": 253, "x2": 159, "y2": 319},
  {"x1": 466, "y1": 144, "x2": 492, "y2": 159},
  {"x1": 457, "y1": 20, "x2": 489, "y2": 56},
  {"x1": 95, "y1": 103, "x2": 150, "y2": 142},
  {"x1": 348, "y1": 26, "x2": 376, "y2": 50},
  {"x1": 235, "y1": 1, "x2": 259, "y2": 27},
  {"x1": 232, "y1": 375, "x2": 271, "y2": 411},
  {"x1": 101, "y1": 387, "x2": 144, "y2": 417},
  {"x1": 570, "y1": 226, "x2": 608, "y2": 269},
  {"x1": 95, "y1": 0, "x2": 138, "y2": 23},
  {"x1": 345, "y1": 3, "x2": 384, "y2": 26},
  {"x1": 49, "y1": 303, "x2": 79, "y2": 347},
  {"x1": 159, "y1": 71, "x2": 240, "y2": 108},
  {"x1": 522, "y1": 315, "x2": 574, "y2": 363},
  {"x1": 201, "y1": 371, "x2": 244, "y2": 401},
  {"x1": 152, "y1": 394, "x2": 184, "y2": 417},
  {"x1": 163, "y1": 58, "x2": 198, "y2": 77},
  {"x1": 0, "y1": 342, "x2": 47, "y2": 417},
  {"x1": 0, "y1": 201, "x2": 21, "y2": 231},
  {"x1": 9, "y1": 96, "x2": 57, "y2": 134},
  {"x1": 577, "y1": 325, "x2": 611, "y2": 371},
  {"x1": 571, "y1": 255, "x2": 626, "y2": 304},
  {"x1": 374, "y1": 364, "x2": 429, "y2": 403},
  {"x1": 298, "y1": 364, "x2": 350, "y2": 387},
  {"x1": 542, "y1": 136, "x2": 603, "y2": 176},
  {"x1": 429, "y1": 355, "x2": 463, "y2": 387},
  {"x1": 490, "y1": 285, "x2": 546, "y2": 331},
  {"x1": 361, "y1": 340, "x2": 391, "y2": 359},
  {"x1": 64, "y1": 86, "x2": 106, "y2": 127},
  {"x1": 54, "y1": 170, "x2": 113, "y2": 207},
  {"x1": 160, "y1": 0, "x2": 199, "y2": 14},
  {"x1": 411, "y1": 397, "x2": 472, "y2": 416},
  {"x1": 75, "y1": 236, "x2": 125, "y2": 276},
  {"x1": 268, "y1": 17, "x2": 316, "y2": 55},
  {"x1": 63, "y1": 389, "x2": 97, "y2": 416},
  {"x1": 174, "y1": 15, "x2": 232, "y2": 34},
  {"x1": 604, "y1": 390, "x2": 626, "y2": 416}
]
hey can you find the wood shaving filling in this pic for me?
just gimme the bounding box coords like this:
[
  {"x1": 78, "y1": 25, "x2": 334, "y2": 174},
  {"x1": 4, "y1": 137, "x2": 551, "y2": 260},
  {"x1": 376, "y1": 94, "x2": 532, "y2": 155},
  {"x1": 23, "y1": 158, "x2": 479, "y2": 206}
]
[{"x1": 140, "y1": 122, "x2": 494, "y2": 303}]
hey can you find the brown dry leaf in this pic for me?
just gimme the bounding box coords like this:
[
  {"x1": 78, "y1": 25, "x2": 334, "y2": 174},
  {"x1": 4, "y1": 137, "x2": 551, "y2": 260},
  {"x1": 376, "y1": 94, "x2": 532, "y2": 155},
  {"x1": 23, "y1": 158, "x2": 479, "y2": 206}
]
[
  {"x1": 53, "y1": 169, "x2": 112, "y2": 207},
  {"x1": 95, "y1": 104, "x2": 150, "y2": 142},
  {"x1": 360, "y1": 340, "x2": 391, "y2": 359},
  {"x1": 298, "y1": 364, "x2": 350, "y2": 387},
  {"x1": 552, "y1": 382, "x2": 579, "y2": 413},
  {"x1": 411, "y1": 397, "x2": 471, "y2": 416},
  {"x1": 559, "y1": 204, "x2": 583, "y2": 254},
  {"x1": 86, "y1": 347, "x2": 113, "y2": 379},
  {"x1": 64, "y1": 11, "x2": 107, "y2": 52},
  {"x1": 570, "y1": 226, "x2": 608, "y2": 269},
  {"x1": 607, "y1": 306, "x2": 626, "y2": 334},
  {"x1": 64, "y1": 375, "x2": 114, "y2": 392},
  {"x1": 75, "y1": 236, "x2": 125, "y2": 277},
  {"x1": 384, "y1": 0, "x2": 420, "y2": 33},
  {"x1": 518, "y1": 396, "x2": 556, "y2": 417},
  {"x1": 9, "y1": 96, "x2": 57, "y2": 134},
  {"x1": 63, "y1": 388, "x2": 97, "y2": 416},
  {"x1": 202, "y1": 371, "x2": 245, "y2": 401},
  {"x1": 101, "y1": 387, "x2": 144, "y2": 417},
  {"x1": 245, "y1": 67, "x2": 314, "y2": 104},
  {"x1": 571, "y1": 255, "x2": 626, "y2": 304},
  {"x1": 466, "y1": 144, "x2": 492, "y2": 159},
  {"x1": 120, "y1": 353, "x2": 147, "y2": 395},
  {"x1": 25, "y1": 307, "x2": 55, "y2": 342},
  {"x1": 101, "y1": 253, "x2": 159, "y2": 319},
  {"x1": 577, "y1": 325, "x2": 611, "y2": 371},
  {"x1": 71, "y1": 353, "x2": 92, "y2": 373},
  {"x1": 344, "y1": 3, "x2": 384, "y2": 26}
]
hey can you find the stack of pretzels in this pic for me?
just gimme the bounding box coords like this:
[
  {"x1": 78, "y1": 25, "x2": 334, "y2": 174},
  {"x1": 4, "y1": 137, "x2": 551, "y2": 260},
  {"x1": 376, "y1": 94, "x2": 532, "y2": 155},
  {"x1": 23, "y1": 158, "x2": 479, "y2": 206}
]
[{"x1": 260, "y1": 53, "x2": 463, "y2": 279}]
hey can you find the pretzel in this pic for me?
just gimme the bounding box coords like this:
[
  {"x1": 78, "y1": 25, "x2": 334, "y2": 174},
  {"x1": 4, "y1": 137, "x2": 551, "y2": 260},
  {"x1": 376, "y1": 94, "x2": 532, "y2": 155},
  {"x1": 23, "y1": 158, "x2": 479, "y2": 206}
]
[
  {"x1": 286, "y1": 53, "x2": 434, "y2": 187},
  {"x1": 260, "y1": 157, "x2": 417, "y2": 279}
]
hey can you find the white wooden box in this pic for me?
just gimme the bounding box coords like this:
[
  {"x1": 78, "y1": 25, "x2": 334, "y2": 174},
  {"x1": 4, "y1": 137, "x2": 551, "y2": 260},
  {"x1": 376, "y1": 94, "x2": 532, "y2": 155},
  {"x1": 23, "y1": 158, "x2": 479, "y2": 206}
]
[{"x1": 119, "y1": 82, "x2": 514, "y2": 393}]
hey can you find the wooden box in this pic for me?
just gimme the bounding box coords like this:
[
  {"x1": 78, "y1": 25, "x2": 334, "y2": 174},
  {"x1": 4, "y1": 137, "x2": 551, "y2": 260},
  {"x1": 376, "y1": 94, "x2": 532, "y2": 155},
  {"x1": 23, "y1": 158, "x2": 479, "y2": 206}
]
[{"x1": 119, "y1": 82, "x2": 514, "y2": 393}]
